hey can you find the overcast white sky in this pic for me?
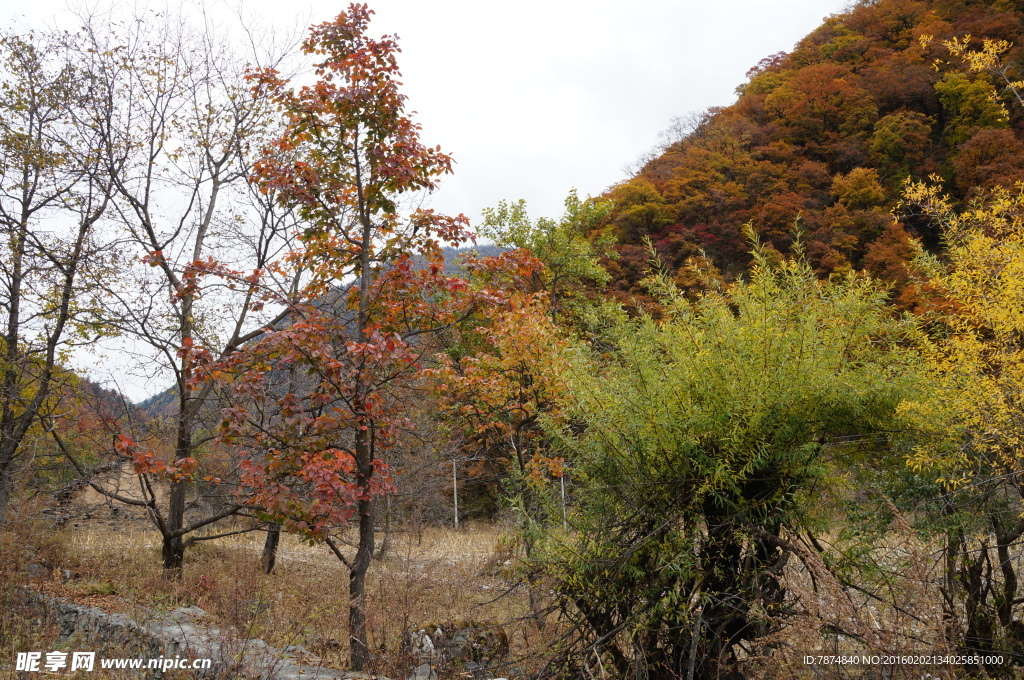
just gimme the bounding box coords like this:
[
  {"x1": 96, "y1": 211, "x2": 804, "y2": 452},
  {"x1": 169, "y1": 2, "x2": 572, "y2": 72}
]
[
  {"x1": 4, "y1": 0, "x2": 854, "y2": 400},
  {"x1": 8, "y1": 0, "x2": 852, "y2": 224}
]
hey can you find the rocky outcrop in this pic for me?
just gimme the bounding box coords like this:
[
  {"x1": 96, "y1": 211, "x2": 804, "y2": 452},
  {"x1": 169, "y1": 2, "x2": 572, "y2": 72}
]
[{"x1": 23, "y1": 589, "x2": 388, "y2": 680}]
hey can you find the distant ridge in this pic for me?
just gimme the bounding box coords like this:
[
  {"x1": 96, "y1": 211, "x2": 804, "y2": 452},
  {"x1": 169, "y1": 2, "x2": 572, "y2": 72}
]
[{"x1": 134, "y1": 244, "x2": 507, "y2": 407}]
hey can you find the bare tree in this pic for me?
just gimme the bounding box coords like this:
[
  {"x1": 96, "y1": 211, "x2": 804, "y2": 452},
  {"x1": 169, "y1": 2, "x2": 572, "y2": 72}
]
[
  {"x1": 0, "y1": 29, "x2": 114, "y2": 528},
  {"x1": 65, "y1": 10, "x2": 303, "y2": 572}
]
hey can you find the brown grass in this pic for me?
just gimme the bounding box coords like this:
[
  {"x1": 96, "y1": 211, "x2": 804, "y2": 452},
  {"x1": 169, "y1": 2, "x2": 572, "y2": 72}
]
[
  {"x1": 0, "y1": 517, "x2": 225, "y2": 679},
  {"x1": 2, "y1": 516, "x2": 546, "y2": 679},
  {"x1": 5, "y1": 495, "x2": 980, "y2": 680},
  {"x1": 742, "y1": 524, "x2": 959, "y2": 680}
]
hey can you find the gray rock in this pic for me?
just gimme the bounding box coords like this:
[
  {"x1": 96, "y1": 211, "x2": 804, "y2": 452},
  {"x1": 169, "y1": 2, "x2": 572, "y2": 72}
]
[
  {"x1": 406, "y1": 663, "x2": 438, "y2": 680},
  {"x1": 404, "y1": 628, "x2": 435, "y2": 660},
  {"x1": 175, "y1": 605, "x2": 208, "y2": 617},
  {"x1": 20, "y1": 588, "x2": 389, "y2": 680},
  {"x1": 402, "y1": 620, "x2": 508, "y2": 666},
  {"x1": 464, "y1": 661, "x2": 487, "y2": 679}
]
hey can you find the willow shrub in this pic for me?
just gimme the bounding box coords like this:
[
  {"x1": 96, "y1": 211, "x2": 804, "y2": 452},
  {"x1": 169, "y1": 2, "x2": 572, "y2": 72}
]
[{"x1": 540, "y1": 237, "x2": 923, "y2": 679}]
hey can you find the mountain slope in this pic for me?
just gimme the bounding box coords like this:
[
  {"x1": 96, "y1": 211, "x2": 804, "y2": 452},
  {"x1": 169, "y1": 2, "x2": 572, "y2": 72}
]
[{"x1": 602, "y1": 0, "x2": 1024, "y2": 309}]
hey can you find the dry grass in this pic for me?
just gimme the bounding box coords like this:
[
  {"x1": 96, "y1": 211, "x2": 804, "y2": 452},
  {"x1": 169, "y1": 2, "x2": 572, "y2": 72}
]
[
  {"x1": 742, "y1": 524, "x2": 961, "y2": 680},
  {"x1": 3, "y1": 516, "x2": 545, "y2": 679},
  {"x1": 6, "y1": 494, "x2": 990, "y2": 680},
  {"x1": 0, "y1": 517, "x2": 225, "y2": 680}
]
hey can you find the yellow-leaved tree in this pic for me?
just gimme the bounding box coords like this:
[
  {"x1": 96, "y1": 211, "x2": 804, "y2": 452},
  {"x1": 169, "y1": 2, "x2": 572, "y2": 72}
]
[
  {"x1": 900, "y1": 179, "x2": 1024, "y2": 670},
  {"x1": 429, "y1": 248, "x2": 576, "y2": 629}
]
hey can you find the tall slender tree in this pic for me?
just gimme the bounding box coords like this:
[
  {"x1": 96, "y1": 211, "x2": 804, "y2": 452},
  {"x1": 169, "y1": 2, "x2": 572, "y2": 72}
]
[
  {"x1": 901, "y1": 180, "x2": 1024, "y2": 673},
  {"x1": 222, "y1": 4, "x2": 475, "y2": 669}
]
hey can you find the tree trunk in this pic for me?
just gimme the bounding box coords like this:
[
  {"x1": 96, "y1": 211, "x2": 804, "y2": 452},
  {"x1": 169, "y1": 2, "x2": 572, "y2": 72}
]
[
  {"x1": 349, "y1": 496, "x2": 374, "y2": 670},
  {"x1": 699, "y1": 500, "x2": 746, "y2": 680},
  {"x1": 0, "y1": 459, "x2": 14, "y2": 530},
  {"x1": 162, "y1": 480, "x2": 186, "y2": 574},
  {"x1": 521, "y1": 494, "x2": 548, "y2": 630},
  {"x1": 0, "y1": 222, "x2": 25, "y2": 533},
  {"x1": 526, "y1": 566, "x2": 547, "y2": 630},
  {"x1": 961, "y1": 542, "x2": 995, "y2": 666},
  {"x1": 262, "y1": 522, "x2": 281, "y2": 574},
  {"x1": 511, "y1": 428, "x2": 548, "y2": 629},
  {"x1": 348, "y1": 424, "x2": 375, "y2": 671},
  {"x1": 942, "y1": 498, "x2": 962, "y2": 643},
  {"x1": 162, "y1": 370, "x2": 192, "y2": 575},
  {"x1": 161, "y1": 289, "x2": 194, "y2": 575}
]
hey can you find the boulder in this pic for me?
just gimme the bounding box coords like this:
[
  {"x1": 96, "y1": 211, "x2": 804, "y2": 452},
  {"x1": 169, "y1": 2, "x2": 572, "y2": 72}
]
[{"x1": 402, "y1": 620, "x2": 509, "y2": 672}]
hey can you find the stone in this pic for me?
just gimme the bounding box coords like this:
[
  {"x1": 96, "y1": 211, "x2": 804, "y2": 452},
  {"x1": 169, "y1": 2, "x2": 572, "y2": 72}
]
[
  {"x1": 405, "y1": 621, "x2": 508, "y2": 664},
  {"x1": 404, "y1": 629, "x2": 436, "y2": 660},
  {"x1": 463, "y1": 661, "x2": 487, "y2": 679},
  {"x1": 406, "y1": 663, "x2": 437, "y2": 680},
  {"x1": 21, "y1": 588, "x2": 390, "y2": 680}
]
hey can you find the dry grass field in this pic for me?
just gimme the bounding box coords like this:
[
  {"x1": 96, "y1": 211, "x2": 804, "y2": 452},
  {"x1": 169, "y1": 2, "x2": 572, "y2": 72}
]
[
  {"x1": 0, "y1": 490, "x2": 1008, "y2": 680},
  {"x1": 0, "y1": 502, "x2": 547, "y2": 680}
]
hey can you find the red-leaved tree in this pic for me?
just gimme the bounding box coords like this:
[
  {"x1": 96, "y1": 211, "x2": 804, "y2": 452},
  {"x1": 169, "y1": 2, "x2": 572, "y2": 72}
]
[{"x1": 208, "y1": 5, "x2": 478, "y2": 669}]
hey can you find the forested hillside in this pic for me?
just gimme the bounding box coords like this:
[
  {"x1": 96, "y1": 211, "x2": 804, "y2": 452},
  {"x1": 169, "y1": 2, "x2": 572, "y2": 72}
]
[{"x1": 602, "y1": 0, "x2": 1024, "y2": 308}]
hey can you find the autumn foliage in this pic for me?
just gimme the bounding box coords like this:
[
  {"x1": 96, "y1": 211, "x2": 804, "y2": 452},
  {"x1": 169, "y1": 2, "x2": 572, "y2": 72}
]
[{"x1": 603, "y1": 0, "x2": 1024, "y2": 309}]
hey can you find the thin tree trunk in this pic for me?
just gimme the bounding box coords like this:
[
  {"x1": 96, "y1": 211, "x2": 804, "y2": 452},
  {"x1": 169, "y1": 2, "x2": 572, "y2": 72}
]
[
  {"x1": 348, "y1": 421, "x2": 376, "y2": 671},
  {"x1": 349, "y1": 500, "x2": 374, "y2": 669},
  {"x1": 526, "y1": 559, "x2": 547, "y2": 630},
  {"x1": 521, "y1": 491, "x2": 547, "y2": 629},
  {"x1": 511, "y1": 427, "x2": 547, "y2": 629},
  {"x1": 162, "y1": 481, "x2": 186, "y2": 573},
  {"x1": 163, "y1": 281, "x2": 194, "y2": 574},
  {"x1": 347, "y1": 138, "x2": 377, "y2": 672},
  {"x1": 0, "y1": 208, "x2": 27, "y2": 532},
  {"x1": 0, "y1": 463, "x2": 14, "y2": 530},
  {"x1": 162, "y1": 368, "x2": 191, "y2": 574},
  {"x1": 262, "y1": 522, "x2": 281, "y2": 574}
]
